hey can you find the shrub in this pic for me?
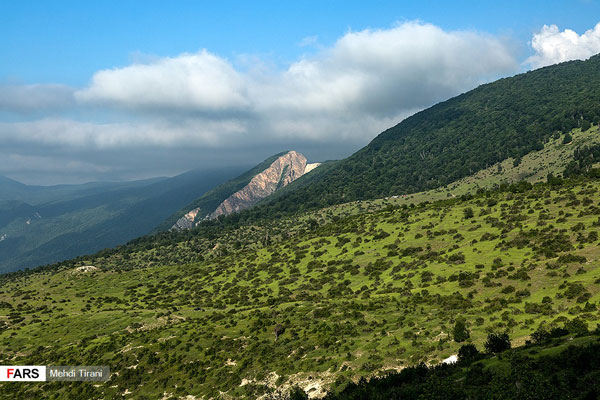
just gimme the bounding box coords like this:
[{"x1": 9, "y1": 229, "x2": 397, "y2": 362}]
[
  {"x1": 453, "y1": 318, "x2": 470, "y2": 343},
  {"x1": 457, "y1": 344, "x2": 480, "y2": 364},
  {"x1": 484, "y1": 332, "x2": 511, "y2": 354},
  {"x1": 564, "y1": 318, "x2": 588, "y2": 336},
  {"x1": 289, "y1": 386, "x2": 309, "y2": 400}
]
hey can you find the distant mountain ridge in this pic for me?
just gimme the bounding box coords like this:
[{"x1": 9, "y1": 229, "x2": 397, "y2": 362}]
[
  {"x1": 0, "y1": 166, "x2": 246, "y2": 273},
  {"x1": 170, "y1": 151, "x2": 319, "y2": 230}
]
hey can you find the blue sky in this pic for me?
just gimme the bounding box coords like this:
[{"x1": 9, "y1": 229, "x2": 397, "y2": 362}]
[
  {"x1": 3, "y1": 0, "x2": 599, "y2": 85},
  {"x1": 1, "y1": 1, "x2": 600, "y2": 184}
]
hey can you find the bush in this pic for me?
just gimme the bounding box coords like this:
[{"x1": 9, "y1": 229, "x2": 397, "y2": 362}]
[
  {"x1": 453, "y1": 318, "x2": 470, "y2": 343},
  {"x1": 457, "y1": 344, "x2": 480, "y2": 364},
  {"x1": 463, "y1": 207, "x2": 474, "y2": 219},
  {"x1": 289, "y1": 386, "x2": 309, "y2": 400},
  {"x1": 564, "y1": 318, "x2": 588, "y2": 336},
  {"x1": 563, "y1": 133, "x2": 573, "y2": 144},
  {"x1": 484, "y1": 332, "x2": 511, "y2": 354},
  {"x1": 531, "y1": 327, "x2": 551, "y2": 344}
]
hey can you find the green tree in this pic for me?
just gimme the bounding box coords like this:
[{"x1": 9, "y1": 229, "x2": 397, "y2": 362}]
[
  {"x1": 453, "y1": 318, "x2": 470, "y2": 342},
  {"x1": 563, "y1": 132, "x2": 573, "y2": 144},
  {"x1": 457, "y1": 344, "x2": 480, "y2": 364},
  {"x1": 484, "y1": 332, "x2": 511, "y2": 353},
  {"x1": 463, "y1": 207, "x2": 474, "y2": 219},
  {"x1": 581, "y1": 120, "x2": 591, "y2": 131}
]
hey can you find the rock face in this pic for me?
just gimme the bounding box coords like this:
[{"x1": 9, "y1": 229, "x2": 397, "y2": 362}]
[
  {"x1": 171, "y1": 208, "x2": 201, "y2": 230},
  {"x1": 172, "y1": 151, "x2": 318, "y2": 229},
  {"x1": 208, "y1": 151, "x2": 307, "y2": 219}
]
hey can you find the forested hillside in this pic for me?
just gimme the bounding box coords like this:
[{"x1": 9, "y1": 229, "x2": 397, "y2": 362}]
[{"x1": 241, "y1": 55, "x2": 600, "y2": 219}]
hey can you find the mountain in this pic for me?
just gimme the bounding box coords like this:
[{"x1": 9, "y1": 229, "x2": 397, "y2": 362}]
[
  {"x1": 238, "y1": 55, "x2": 600, "y2": 220},
  {"x1": 0, "y1": 174, "x2": 165, "y2": 205},
  {"x1": 2, "y1": 173, "x2": 600, "y2": 399},
  {"x1": 0, "y1": 166, "x2": 245, "y2": 273},
  {"x1": 4, "y1": 57, "x2": 600, "y2": 398},
  {"x1": 167, "y1": 151, "x2": 320, "y2": 230}
]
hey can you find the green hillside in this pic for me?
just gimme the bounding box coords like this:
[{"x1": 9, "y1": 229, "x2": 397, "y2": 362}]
[
  {"x1": 240, "y1": 55, "x2": 600, "y2": 219},
  {"x1": 2, "y1": 173, "x2": 600, "y2": 398}
]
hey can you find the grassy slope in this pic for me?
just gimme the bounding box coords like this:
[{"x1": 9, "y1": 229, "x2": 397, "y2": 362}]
[{"x1": 2, "y1": 173, "x2": 600, "y2": 398}]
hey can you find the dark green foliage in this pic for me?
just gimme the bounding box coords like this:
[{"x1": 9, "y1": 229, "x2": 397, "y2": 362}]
[
  {"x1": 564, "y1": 318, "x2": 588, "y2": 336},
  {"x1": 325, "y1": 339, "x2": 600, "y2": 400},
  {"x1": 289, "y1": 386, "x2": 309, "y2": 400},
  {"x1": 563, "y1": 132, "x2": 573, "y2": 144},
  {"x1": 531, "y1": 327, "x2": 551, "y2": 344},
  {"x1": 463, "y1": 207, "x2": 474, "y2": 219},
  {"x1": 564, "y1": 144, "x2": 600, "y2": 177},
  {"x1": 453, "y1": 318, "x2": 470, "y2": 343},
  {"x1": 484, "y1": 332, "x2": 511, "y2": 354},
  {"x1": 581, "y1": 119, "x2": 592, "y2": 132},
  {"x1": 457, "y1": 344, "x2": 480, "y2": 364}
]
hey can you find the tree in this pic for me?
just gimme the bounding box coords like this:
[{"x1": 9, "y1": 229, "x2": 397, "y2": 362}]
[
  {"x1": 563, "y1": 132, "x2": 573, "y2": 144},
  {"x1": 484, "y1": 332, "x2": 511, "y2": 354},
  {"x1": 463, "y1": 207, "x2": 474, "y2": 219},
  {"x1": 531, "y1": 327, "x2": 551, "y2": 344},
  {"x1": 564, "y1": 318, "x2": 588, "y2": 336},
  {"x1": 453, "y1": 318, "x2": 470, "y2": 342},
  {"x1": 581, "y1": 120, "x2": 591, "y2": 132},
  {"x1": 457, "y1": 344, "x2": 480, "y2": 364}
]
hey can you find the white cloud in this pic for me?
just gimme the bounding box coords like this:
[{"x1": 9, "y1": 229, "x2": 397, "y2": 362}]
[
  {"x1": 258, "y1": 22, "x2": 517, "y2": 118},
  {"x1": 2, "y1": 21, "x2": 521, "y2": 182},
  {"x1": 76, "y1": 50, "x2": 250, "y2": 112},
  {"x1": 0, "y1": 118, "x2": 246, "y2": 149},
  {"x1": 71, "y1": 21, "x2": 517, "y2": 144},
  {"x1": 526, "y1": 22, "x2": 600, "y2": 68}
]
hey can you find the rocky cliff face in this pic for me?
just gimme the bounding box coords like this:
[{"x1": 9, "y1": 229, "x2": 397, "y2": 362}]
[
  {"x1": 172, "y1": 151, "x2": 318, "y2": 229},
  {"x1": 171, "y1": 208, "x2": 200, "y2": 230},
  {"x1": 209, "y1": 151, "x2": 307, "y2": 219}
]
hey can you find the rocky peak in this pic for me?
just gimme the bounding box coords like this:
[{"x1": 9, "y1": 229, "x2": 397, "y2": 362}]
[
  {"x1": 171, "y1": 151, "x2": 319, "y2": 230},
  {"x1": 208, "y1": 150, "x2": 307, "y2": 219}
]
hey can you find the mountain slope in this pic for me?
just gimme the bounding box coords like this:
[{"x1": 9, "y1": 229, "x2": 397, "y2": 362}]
[
  {"x1": 166, "y1": 151, "x2": 318, "y2": 230},
  {"x1": 0, "y1": 166, "x2": 245, "y2": 273},
  {"x1": 240, "y1": 55, "x2": 600, "y2": 220},
  {"x1": 2, "y1": 175, "x2": 600, "y2": 398}
]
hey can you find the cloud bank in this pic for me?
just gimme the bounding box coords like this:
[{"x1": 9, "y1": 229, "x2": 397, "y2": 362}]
[{"x1": 2, "y1": 21, "x2": 520, "y2": 183}]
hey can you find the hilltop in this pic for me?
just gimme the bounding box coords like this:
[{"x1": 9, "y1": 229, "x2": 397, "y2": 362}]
[{"x1": 239, "y1": 55, "x2": 600, "y2": 220}]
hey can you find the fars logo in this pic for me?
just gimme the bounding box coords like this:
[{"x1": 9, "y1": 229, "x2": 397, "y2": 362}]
[{"x1": 0, "y1": 366, "x2": 46, "y2": 381}]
